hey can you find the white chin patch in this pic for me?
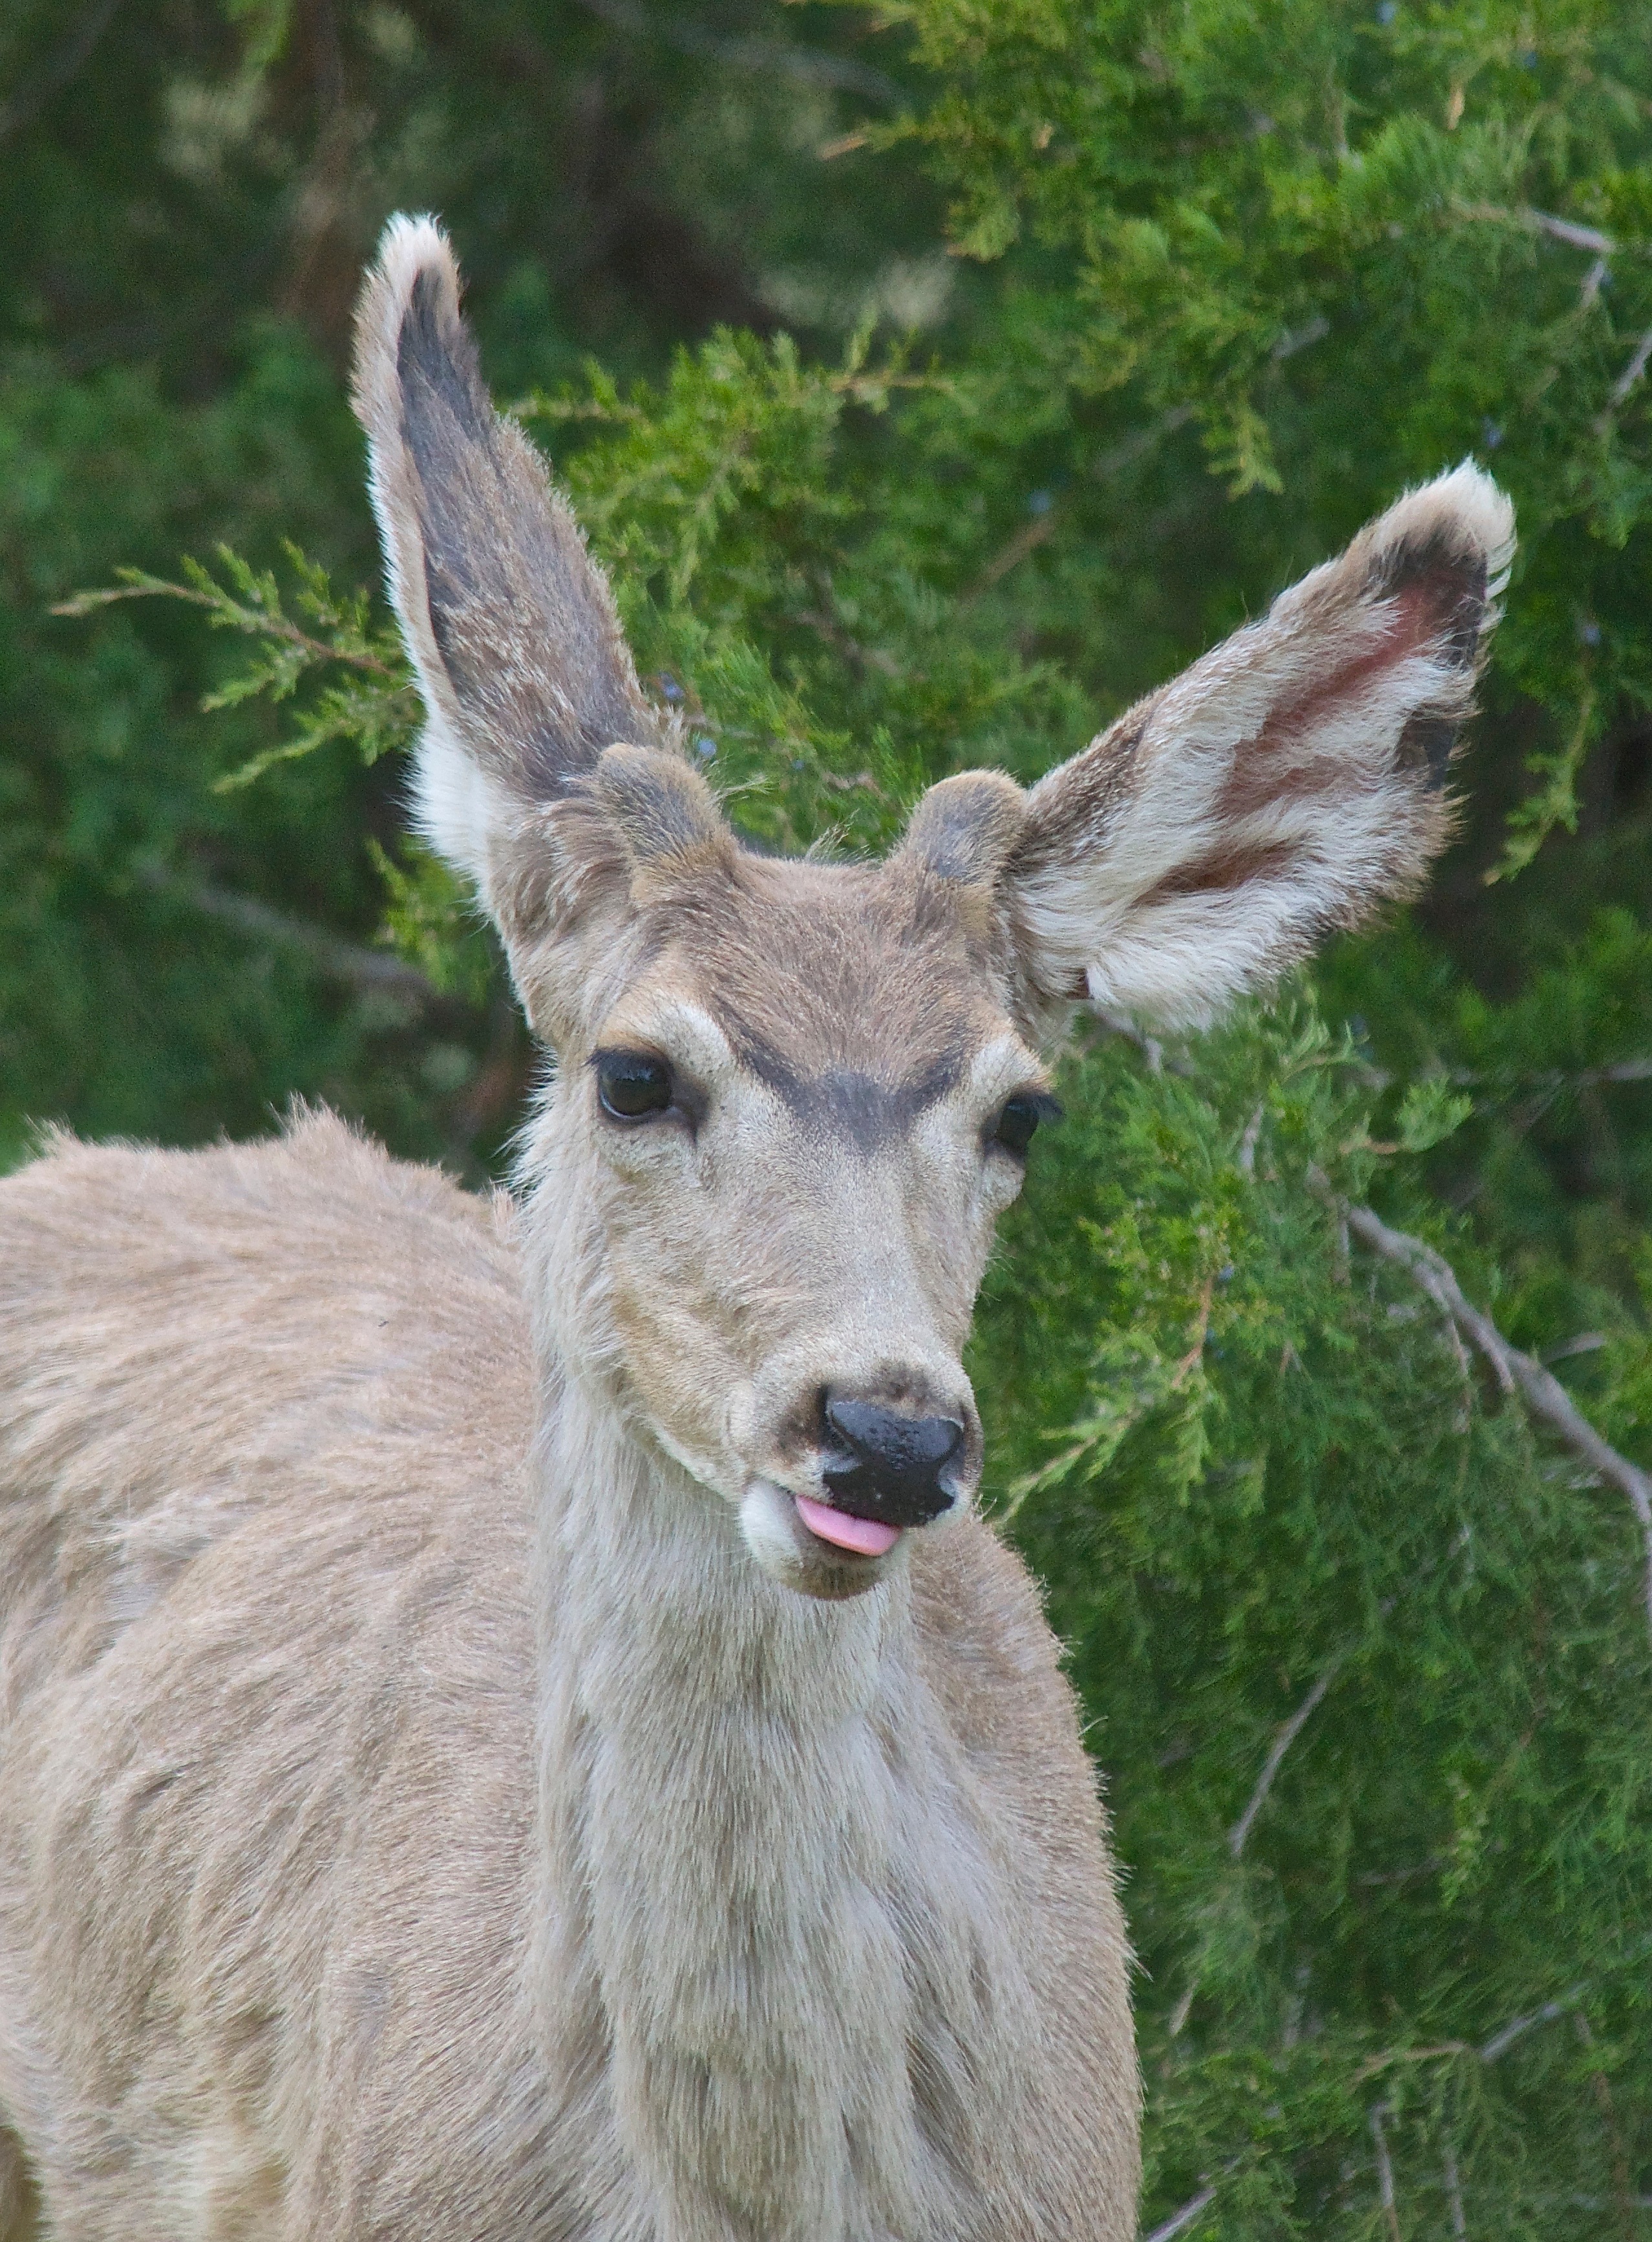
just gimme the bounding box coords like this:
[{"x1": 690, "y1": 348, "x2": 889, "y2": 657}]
[
  {"x1": 739, "y1": 1480, "x2": 810, "y2": 1584},
  {"x1": 738, "y1": 1480, "x2": 893, "y2": 1600}
]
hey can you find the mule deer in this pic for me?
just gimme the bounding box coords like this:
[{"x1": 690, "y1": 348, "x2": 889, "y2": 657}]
[{"x1": 0, "y1": 215, "x2": 1512, "y2": 2241}]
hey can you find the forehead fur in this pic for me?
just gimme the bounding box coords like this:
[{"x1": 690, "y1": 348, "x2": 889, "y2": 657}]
[{"x1": 635, "y1": 848, "x2": 1020, "y2": 1093}]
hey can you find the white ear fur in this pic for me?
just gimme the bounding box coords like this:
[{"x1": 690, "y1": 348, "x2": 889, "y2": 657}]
[
  {"x1": 1008, "y1": 464, "x2": 1514, "y2": 1030},
  {"x1": 409, "y1": 710, "x2": 516, "y2": 901}
]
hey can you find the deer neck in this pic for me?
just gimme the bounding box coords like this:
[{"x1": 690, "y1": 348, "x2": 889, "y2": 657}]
[{"x1": 527, "y1": 1366, "x2": 1022, "y2": 2242}]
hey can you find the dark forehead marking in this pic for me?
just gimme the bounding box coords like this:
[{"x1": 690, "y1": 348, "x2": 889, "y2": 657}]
[
  {"x1": 638, "y1": 848, "x2": 1021, "y2": 1150},
  {"x1": 725, "y1": 1023, "x2": 970, "y2": 1153}
]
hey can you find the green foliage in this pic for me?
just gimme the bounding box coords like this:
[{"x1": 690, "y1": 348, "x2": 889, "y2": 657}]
[
  {"x1": 977, "y1": 999, "x2": 1652, "y2": 2236},
  {"x1": 57, "y1": 543, "x2": 419, "y2": 790},
  {"x1": 6, "y1": 1, "x2": 1652, "y2": 2234}
]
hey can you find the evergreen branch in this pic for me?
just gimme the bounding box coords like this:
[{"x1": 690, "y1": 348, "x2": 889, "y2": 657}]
[
  {"x1": 1320, "y1": 1186, "x2": 1652, "y2": 1647},
  {"x1": 1486, "y1": 685, "x2": 1596, "y2": 882},
  {"x1": 55, "y1": 547, "x2": 419, "y2": 788},
  {"x1": 53, "y1": 551, "x2": 401, "y2": 678},
  {"x1": 1181, "y1": 1994, "x2": 1587, "y2": 2238}
]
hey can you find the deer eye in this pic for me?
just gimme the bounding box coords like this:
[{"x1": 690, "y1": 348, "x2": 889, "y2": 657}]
[
  {"x1": 990, "y1": 1092, "x2": 1058, "y2": 1160},
  {"x1": 595, "y1": 1051, "x2": 674, "y2": 1122}
]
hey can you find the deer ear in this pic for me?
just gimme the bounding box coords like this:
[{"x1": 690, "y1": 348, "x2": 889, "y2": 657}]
[
  {"x1": 1003, "y1": 465, "x2": 1514, "y2": 1031},
  {"x1": 351, "y1": 215, "x2": 672, "y2": 943}
]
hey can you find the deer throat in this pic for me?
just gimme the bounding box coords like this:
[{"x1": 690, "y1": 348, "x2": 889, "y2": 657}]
[{"x1": 529, "y1": 1382, "x2": 1027, "y2": 2242}]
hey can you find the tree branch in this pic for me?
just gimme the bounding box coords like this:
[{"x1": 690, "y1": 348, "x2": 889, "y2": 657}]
[
  {"x1": 1478, "y1": 1989, "x2": 1585, "y2": 2064},
  {"x1": 1169, "y1": 1990, "x2": 1582, "y2": 2236},
  {"x1": 1608, "y1": 325, "x2": 1652, "y2": 409},
  {"x1": 52, "y1": 573, "x2": 399, "y2": 677},
  {"x1": 1141, "y1": 2182, "x2": 1219, "y2": 2242},
  {"x1": 145, "y1": 871, "x2": 444, "y2": 1008},
  {"x1": 1323, "y1": 1187, "x2": 1652, "y2": 1647},
  {"x1": 1228, "y1": 1655, "x2": 1344, "y2": 1859},
  {"x1": 1369, "y1": 2104, "x2": 1402, "y2": 2242},
  {"x1": 1454, "y1": 201, "x2": 1615, "y2": 256},
  {"x1": 1442, "y1": 2142, "x2": 1467, "y2": 2239}
]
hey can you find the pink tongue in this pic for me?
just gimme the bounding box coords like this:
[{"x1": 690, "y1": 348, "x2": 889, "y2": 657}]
[{"x1": 795, "y1": 1494, "x2": 900, "y2": 1558}]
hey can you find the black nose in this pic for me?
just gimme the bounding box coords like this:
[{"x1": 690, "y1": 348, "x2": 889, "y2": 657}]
[{"x1": 820, "y1": 1394, "x2": 966, "y2": 1529}]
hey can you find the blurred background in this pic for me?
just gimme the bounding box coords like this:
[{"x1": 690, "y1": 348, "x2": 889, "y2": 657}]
[{"x1": 3, "y1": 3, "x2": 1650, "y2": 2236}]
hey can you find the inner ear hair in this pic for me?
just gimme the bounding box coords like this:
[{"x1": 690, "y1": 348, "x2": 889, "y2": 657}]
[
  {"x1": 1001, "y1": 462, "x2": 1515, "y2": 1035},
  {"x1": 595, "y1": 744, "x2": 736, "y2": 895},
  {"x1": 899, "y1": 771, "x2": 1028, "y2": 886},
  {"x1": 352, "y1": 213, "x2": 667, "y2": 817}
]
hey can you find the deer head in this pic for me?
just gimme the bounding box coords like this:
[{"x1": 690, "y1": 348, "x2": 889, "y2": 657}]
[{"x1": 353, "y1": 216, "x2": 1513, "y2": 1604}]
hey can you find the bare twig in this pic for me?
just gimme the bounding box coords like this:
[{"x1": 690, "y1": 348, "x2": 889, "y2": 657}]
[
  {"x1": 145, "y1": 871, "x2": 443, "y2": 1007},
  {"x1": 1323, "y1": 1189, "x2": 1652, "y2": 1647},
  {"x1": 1479, "y1": 1990, "x2": 1583, "y2": 2063},
  {"x1": 1088, "y1": 404, "x2": 1195, "y2": 482},
  {"x1": 1528, "y1": 209, "x2": 1616, "y2": 254},
  {"x1": 1574, "y1": 2011, "x2": 1637, "y2": 2242},
  {"x1": 1356, "y1": 1056, "x2": 1652, "y2": 1094},
  {"x1": 1089, "y1": 1006, "x2": 1174, "y2": 1075},
  {"x1": 1351, "y1": 1988, "x2": 1587, "y2": 2082},
  {"x1": 1608, "y1": 325, "x2": 1652, "y2": 409},
  {"x1": 1369, "y1": 2104, "x2": 1403, "y2": 2242},
  {"x1": 1271, "y1": 313, "x2": 1330, "y2": 361},
  {"x1": 1229, "y1": 1655, "x2": 1345, "y2": 1858},
  {"x1": 791, "y1": 608, "x2": 902, "y2": 677},
  {"x1": 1544, "y1": 1332, "x2": 1607, "y2": 1363},
  {"x1": 962, "y1": 509, "x2": 1057, "y2": 601},
  {"x1": 1236, "y1": 1104, "x2": 1264, "y2": 1177},
  {"x1": 1454, "y1": 201, "x2": 1615, "y2": 256},
  {"x1": 1141, "y1": 2182, "x2": 1219, "y2": 2242},
  {"x1": 1441, "y1": 2143, "x2": 1467, "y2": 2237}
]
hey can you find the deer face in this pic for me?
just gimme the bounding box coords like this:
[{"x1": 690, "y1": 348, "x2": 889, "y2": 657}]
[
  {"x1": 542, "y1": 837, "x2": 1050, "y2": 1596},
  {"x1": 353, "y1": 216, "x2": 1514, "y2": 1600}
]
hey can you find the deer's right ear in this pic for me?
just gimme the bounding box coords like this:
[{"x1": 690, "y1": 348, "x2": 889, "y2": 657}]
[{"x1": 352, "y1": 215, "x2": 671, "y2": 1023}]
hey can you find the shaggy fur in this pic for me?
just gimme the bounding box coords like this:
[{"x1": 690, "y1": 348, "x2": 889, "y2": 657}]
[
  {"x1": 0, "y1": 213, "x2": 1514, "y2": 2241},
  {"x1": 0, "y1": 1120, "x2": 1134, "y2": 2240}
]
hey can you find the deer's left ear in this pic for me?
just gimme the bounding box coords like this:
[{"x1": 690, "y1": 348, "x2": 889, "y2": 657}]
[{"x1": 1001, "y1": 464, "x2": 1514, "y2": 1030}]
